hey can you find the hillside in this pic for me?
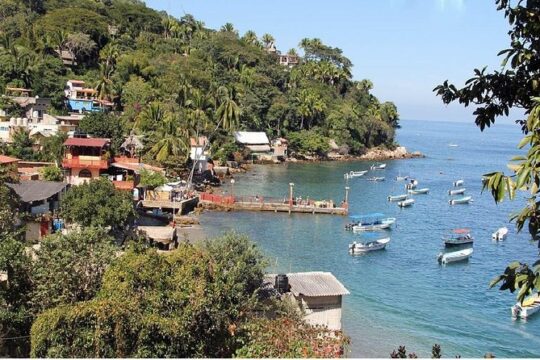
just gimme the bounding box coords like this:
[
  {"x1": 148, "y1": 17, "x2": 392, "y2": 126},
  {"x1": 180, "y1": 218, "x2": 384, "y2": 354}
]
[{"x1": 0, "y1": 0, "x2": 399, "y2": 166}]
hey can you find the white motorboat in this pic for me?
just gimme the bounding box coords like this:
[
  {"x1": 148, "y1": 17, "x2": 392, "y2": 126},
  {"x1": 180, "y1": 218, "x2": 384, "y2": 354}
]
[
  {"x1": 437, "y1": 248, "x2": 473, "y2": 264},
  {"x1": 448, "y1": 188, "x2": 466, "y2": 195},
  {"x1": 449, "y1": 196, "x2": 473, "y2": 205},
  {"x1": 370, "y1": 163, "x2": 387, "y2": 170},
  {"x1": 344, "y1": 170, "x2": 367, "y2": 179},
  {"x1": 405, "y1": 179, "x2": 418, "y2": 190},
  {"x1": 397, "y1": 198, "x2": 415, "y2": 208},
  {"x1": 448, "y1": 143, "x2": 459, "y2": 147},
  {"x1": 492, "y1": 227, "x2": 509, "y2": 241},
  {"x1": 388, "y1": 194, "x2": 408, "y2": 202},
  {"x1": 366, "y1": 176, "x2": 385, "y2": 182},
  {"x1": 512, "y1": 294, "x2": 540, "y2": 319},
  {"x1": 350, "y1": 213, "x2": 396, "y2": 232},
  {"x1": 349, "y1": 237, "x2": 390, "y2": 254},
  {"x1": 453, "y1": 179, "x2": 464, "y2": 187},
  {"x1": 408, "y1": 188, "x2": 429, "y2": 195}
]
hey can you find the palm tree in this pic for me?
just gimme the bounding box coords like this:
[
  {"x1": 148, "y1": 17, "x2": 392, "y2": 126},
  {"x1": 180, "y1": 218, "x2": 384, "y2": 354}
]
[
  {"x1": 261, "y1": 33, "x2": 275, "y2": 48},
  {"x1": 99, "y1": 42, "x2": 119, "y2": 71},
  {"x1": 242, "y1": 30, "x2": 259, "y2": 46},
  {"x1": 287, "y1": 48, "x2": 298, "y2": 56},
  {"x1": 136, "y1": 102, "x2": 167, "y2": 133},
  {"x1": 295, "y1": 90, "x2": 326, "y2": 130},
  {"x1": 187, "y1": 88, "x2": 214, "y2": 132},
  {"x1": 95, "y1": 63, "x2": 113, "y2": 105},
  {"x1": 239, "y1": 64, "x2": 256, "y2": 88},
  {"x1": 220, "y1": 23, "x2": 237, "y2": 35},
  {"x1": 149, "y1": 115, "x2": 188, "y2": 163},
  {"x1": 215, "y1": 86, "x2": 240, "y2": 131}
]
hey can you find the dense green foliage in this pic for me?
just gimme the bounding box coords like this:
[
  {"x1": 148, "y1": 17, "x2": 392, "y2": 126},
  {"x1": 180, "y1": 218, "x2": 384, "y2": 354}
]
[
  {"x1": 138, "y1": 168, "x2": 166, "y2": 189},
  {"x1": 39, "y1": 165, "x2": 62, "y2": 181},
  {"x1": 79, "y1": 112, "x2": 124, "y2": 152},
  {"x1": 1, "y1": 0, "x2": 399, "y2": 168},
  {"x1": 31, "y1": 233, "x2": 314, "y2": 358},
  {"x1": 435, "y1": 0, "x2": 540, "y2": 302},
  {"x1": 31, "y1": 228, "x2": 116, "y2": 314},
  {"x1": 60, "y1": 178, "x2": 136, "y2": 235}
]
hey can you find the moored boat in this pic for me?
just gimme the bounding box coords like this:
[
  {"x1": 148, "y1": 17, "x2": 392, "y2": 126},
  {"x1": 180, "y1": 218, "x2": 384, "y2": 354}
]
[
  {"x1": 443, "y1": 228, "x2": 474, "y2": 247},
  {"x1": 350, "y1": 213, "x2": 396, "y2": 232},
  {"x1": 492, "y1": 227, "x2": 509, "y2": 241},
  {"x1": 349, "y1": 235, "x2": 390, "y2": 254},
  {"x1": 453, "y1": 179, "x2": 464, "y2": 187},
  {"x1": 388, "y1": 194, "x2": 408, "y2": 202},
  {"x1": 366, "y1": 176, "x2": 385, "y2": 182},
  {"x1": 449, "y1": 195, "x2": 473, "y2": 205},
  {"x1": 408, "y1": 188, "x2": 429, "y2": 195},
  {"x1": 370, "y1": 163, "x2": 387, "y2": 170},
  {"x1": 512, "y1": 294, "x2": 540, "y2": 319},
  {"x1": 437, "y1": 248, "x2": 473, "y2": 264},
  {"x1": 448, "y1": 188, "x2": 466, "y2": 195},
  {"x1": 405, "y1": 179, "x2": 418, "y2": 190},
  {"x1": 397, "y1": 198, "x2": 415, "y2": 208},
  {"x1": 344, "y1": 170, "x2": 367, "y2": 179}
]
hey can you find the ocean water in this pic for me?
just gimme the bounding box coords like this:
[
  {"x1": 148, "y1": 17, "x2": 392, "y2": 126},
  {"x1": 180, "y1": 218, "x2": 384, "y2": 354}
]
[{"x1": 200, "y1": 119, "x2": 540, "y2": 358}]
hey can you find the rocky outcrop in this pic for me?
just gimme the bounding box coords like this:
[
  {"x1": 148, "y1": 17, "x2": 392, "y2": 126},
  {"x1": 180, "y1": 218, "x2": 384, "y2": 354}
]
[{"x1": 357, "y1": 146, "x2": 423, "y2": 161}]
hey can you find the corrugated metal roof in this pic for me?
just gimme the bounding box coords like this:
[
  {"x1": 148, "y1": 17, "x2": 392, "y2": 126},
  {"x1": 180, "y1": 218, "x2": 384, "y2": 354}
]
[
  {"x1": 265, "y1": 272, "x2": 349, "y2": 297},
  {"x1": 234, "y1": 131, "x2": 269, "y2": 145},
  {"x1": 64, "y1": 137, "x2": 110, "y2": 147},
  {"x1": 7, "y1": 180, "x2": 67, "y2": 203}
]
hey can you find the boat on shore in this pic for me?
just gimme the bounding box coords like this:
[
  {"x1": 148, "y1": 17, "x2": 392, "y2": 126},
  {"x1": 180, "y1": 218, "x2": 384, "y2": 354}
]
[
  {"x1": 349, "y1": 236, "x2": 390, "y2": 254},
  {"x1": 348, "y1": 213, "x2": 396, "y2": 232},
  {"x1": 492, "y1": 227, "x2": 509, "y2": 241},
  {"x1": 448, "y1": 188, "x2": 466, "y2": 195},
  {"x1": 397, "y1": 198, "x2": 415, "y2": 208},
  {"x1": 453, "y1": 179, "x2": 464, "y2": 187},
  {"x1": 370, "y1": 163, "x2": 387, "y2": 170},
  {"x1": 512, "y1": 294, "x2": 540, "y2": 319},
  {"x1": 388, "y1": 194, "x2": 408, "y2": 202},
  {"x1": 437, "y1": 248, "x2": 473, "y2": 264},
  {"x1": 367, "y1": 176, "x2": 385, "y2": 182},
  {"x1": 449, "y1": 196, "x2": 473, "y2": 205},
  {"x1": 408, "y1": 188, "x2": 429, "y2": 195},
  {"x1": 443, "y1": 228, "x2": 474, "y2": 247}
]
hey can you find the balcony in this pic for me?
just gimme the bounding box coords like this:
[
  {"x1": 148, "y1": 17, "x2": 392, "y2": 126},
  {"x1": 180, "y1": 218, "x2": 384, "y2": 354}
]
[
  {"x1": 112, "y1": 180, "x2": 135, "y2": 191},
  {"x1": 62, "y1": 156, "x2": 109, "y2": 169}
]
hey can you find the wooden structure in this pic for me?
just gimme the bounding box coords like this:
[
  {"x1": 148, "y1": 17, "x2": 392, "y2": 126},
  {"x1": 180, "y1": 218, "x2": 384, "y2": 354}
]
[
  {"x1": 140, "y1": 196, "x2": 199, "y2": 216},
  {"x1": 199, "y1": 192, "x2": 348, "y2": 216}
]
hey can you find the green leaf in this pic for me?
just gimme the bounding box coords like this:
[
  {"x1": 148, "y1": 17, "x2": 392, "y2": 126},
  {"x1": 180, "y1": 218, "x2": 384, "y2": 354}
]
[
  {"x1": 518, "y1": 135, "x2": 532, "y2": 149},
  {"x1": 489, "y1": 275, "x2": 505, "y2": 289}
]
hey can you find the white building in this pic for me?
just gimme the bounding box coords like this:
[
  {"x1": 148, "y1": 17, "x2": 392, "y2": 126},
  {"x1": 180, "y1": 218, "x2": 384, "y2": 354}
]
[
  {"x1": 234, "y1": 131, "x2": 272, "y2": 160},
  {"x1": 265, "y1": 271, "x2": 349, "y2": 331}
]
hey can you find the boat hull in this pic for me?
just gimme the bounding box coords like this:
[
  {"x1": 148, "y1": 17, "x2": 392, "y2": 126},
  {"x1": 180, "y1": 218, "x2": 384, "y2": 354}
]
[
  {"x1": 438, "y1": 248, "x2": 473, "y2": 264},
  {"x1": 388, "y1": 194, "x2": 408, "y2": 202},
  {"x1": 512, "y1": 302, "x2": 540, "y2": 319},
  {"x1": 349, "y1": 238, "x2": 390, "y2": 254},
  {"x1": 492, "y1": 227, "x2": 508, "y2": 241},
  {"x1": 449, "y1": 196, "x2": 472, "y2": 205},
  {"x1": 398, "y1": 199, "x2": 415, "y2": 207},
  {"x1": 448, "y1": 188, "x2": 466, "y2": 195}
]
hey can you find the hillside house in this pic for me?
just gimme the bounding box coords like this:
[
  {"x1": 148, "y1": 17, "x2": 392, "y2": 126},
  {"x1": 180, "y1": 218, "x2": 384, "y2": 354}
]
[
  {"x1": 271, "y1": 137, "x2": 288, "y2": 161},
  {"x1": 64, "y1": 80, "x2": 112, "y2": 113},
  {"x1": 0, "y1": 155, "x2": 20, "y2": 180},
  {"x1": 279, "y1": 54, "x2": 299, "y2": 68},
  {"x1": 62, "y1": 137, "x2": 111, "y2": 185},
  {"x1": 234, "y1": 131, "x2": 272, "y2": 160},
  {"x1": 190, "y1": 136, "x2": 209, "y2": 173},
  {"x1": 265, "y1": 271, "x2": 349, "y2": 331},
  {"x1": 2, "y1": 87, "x2": 51, "y2": 123}
]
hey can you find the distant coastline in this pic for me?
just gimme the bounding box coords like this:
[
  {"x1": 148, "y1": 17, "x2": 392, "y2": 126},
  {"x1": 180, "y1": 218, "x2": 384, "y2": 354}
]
[{"x1": 285, "y1": 146, "x2": 424, "y2": 164}]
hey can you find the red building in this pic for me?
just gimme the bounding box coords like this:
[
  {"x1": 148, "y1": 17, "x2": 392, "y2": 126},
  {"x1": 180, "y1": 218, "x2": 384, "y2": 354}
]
[{"x1": 62, "y1": 137, "x2": 110, "y2": 185}]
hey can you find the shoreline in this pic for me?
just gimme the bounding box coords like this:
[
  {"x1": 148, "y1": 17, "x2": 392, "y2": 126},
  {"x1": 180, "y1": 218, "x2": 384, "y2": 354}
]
[{"x1": 285, "y1": 146, "x2": 424, "y2": 164}]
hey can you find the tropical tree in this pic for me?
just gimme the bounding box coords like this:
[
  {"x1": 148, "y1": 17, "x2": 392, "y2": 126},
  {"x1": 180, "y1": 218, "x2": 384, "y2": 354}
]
[
  {"x1": 40, "y1": 165, "x2": 63, "y2": 181},
  {"x1": 261, "y1": 33, "x2": 275, "y2": 48},
  {"x1": 220, "y1": 22, "x2": 237, "y2": 35},
  {"x1": 242, "y1": 30, "x2": 259, "y2": 46},
  {"x1": 148, "y1": 114, "x2": 188, "y2": 163},
  {"x1": 215, "y1": 86, "x2": 240, "y2": 131}
]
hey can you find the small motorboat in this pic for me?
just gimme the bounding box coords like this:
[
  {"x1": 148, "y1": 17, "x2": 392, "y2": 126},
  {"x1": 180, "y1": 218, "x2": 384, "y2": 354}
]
[
  {"x1": 405, "y1": 179, "x2": 418, "y2": 190},
  {"x1": 453, "y1": 179, "x2": 465, "y2": 187},
  {"x1": 388, "y1": 194, "x2": 408, "y2": 202},
  {"x1": 349, "y1": 236, "x2": 390, "y2": 254},
  {"x1": 344, "y1": 170, "x2": 367, "y2": 179},
  {"x1": 443, "y1": 228, "x2": 474, "y2": 247},
  {"x1": 366, "y1": 176, "x2": 385, "y2": 182},
  {"x1": 397, "y1": 198, "x2": 415, "y2": 208},
  {"x1": 512, "y1": 294, "x2": 540, "y2": 319},
  {"x1": 448, "y1": 188, "x2": 466, "y2": 196},
  {"x1": 350, "y1": 213, "x2": 396, "y2": 232},
  {"x1": 437, "y1": 248, "x2": 473, "y2": 264},
  {"x1": 396, "y1": 176, "x2": 409, "y2": 181},
  {"x1": 370, "y1": 163, "x2": 387, "y2": 170},
  {"x1": 449, "y1": 196, "x2": 473, "y2": 205},
  {"x1": 448, "y1": 143, "x2": 459, "y2": 147},
  {"x1": 492, "y1": 227, "x2": 509, "y2": 241},
  {"x1": 408, "y1": 188, "x2": 429, "y2": 195}
]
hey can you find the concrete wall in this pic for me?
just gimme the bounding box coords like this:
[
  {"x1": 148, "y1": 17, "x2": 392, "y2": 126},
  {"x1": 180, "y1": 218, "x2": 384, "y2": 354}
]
[{"x1": 66, "y1": 167, "x2": 100, "y2": 185}]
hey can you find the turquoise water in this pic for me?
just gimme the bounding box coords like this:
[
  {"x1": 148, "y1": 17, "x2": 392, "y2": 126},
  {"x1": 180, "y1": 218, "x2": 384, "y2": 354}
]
[{"x1": 201, "y1": 120, "x2": 540, "y2": 358}]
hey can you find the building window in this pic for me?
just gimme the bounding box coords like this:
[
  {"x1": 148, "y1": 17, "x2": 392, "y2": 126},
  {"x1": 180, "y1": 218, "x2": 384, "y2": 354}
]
[{"x1": 79, "y1": 169, "x2": 92, "y2": 178}]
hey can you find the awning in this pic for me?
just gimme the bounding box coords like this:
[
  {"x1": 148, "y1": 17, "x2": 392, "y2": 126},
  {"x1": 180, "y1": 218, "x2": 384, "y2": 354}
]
[{"x1": 246, "y1": 145, "x2": 271, "y2": 153}]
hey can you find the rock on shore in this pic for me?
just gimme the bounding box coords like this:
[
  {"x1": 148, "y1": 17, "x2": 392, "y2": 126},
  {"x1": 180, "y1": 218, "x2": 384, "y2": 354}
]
[{"x1": 357, "y1": 146, "x2": 424, "y2": 161}]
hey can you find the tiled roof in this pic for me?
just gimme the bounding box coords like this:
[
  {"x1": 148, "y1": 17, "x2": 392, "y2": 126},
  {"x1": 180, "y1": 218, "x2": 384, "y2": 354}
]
[
  {"x1": 64, "y1": 137, "x2": 110, "y2": 147},
  {"x1": 0, "y1": 155, "x2": 20, "y2": 164},
  {"x1": 265, "y1": 272, "x2": 349, "y2": 297}
]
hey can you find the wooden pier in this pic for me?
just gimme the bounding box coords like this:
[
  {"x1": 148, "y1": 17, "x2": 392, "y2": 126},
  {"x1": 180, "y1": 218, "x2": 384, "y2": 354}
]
[{"x1": 199, "y1": 193, "x2": 348, "y2": 216}]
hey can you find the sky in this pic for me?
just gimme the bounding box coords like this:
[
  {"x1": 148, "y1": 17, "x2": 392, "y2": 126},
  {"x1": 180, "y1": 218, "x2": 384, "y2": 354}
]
[{"x1": 146, "y1": 0, "x2": 514, "y2": 123}]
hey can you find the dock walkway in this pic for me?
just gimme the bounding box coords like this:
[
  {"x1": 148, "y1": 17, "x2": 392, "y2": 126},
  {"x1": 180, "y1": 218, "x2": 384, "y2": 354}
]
[{"x1": 199, "y1": 193, "x2": 347, "y2": 216}]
